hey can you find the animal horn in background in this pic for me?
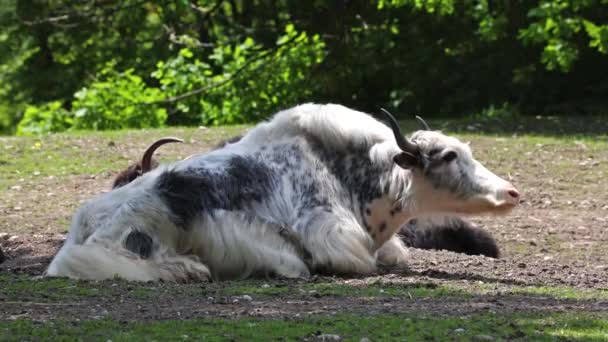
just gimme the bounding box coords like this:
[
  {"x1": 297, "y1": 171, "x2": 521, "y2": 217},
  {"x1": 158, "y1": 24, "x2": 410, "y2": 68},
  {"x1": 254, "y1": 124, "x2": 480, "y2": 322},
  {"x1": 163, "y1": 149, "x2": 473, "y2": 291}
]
[
  {"x1": 141, "y1": 137, "x2": 184, "y2": 173},
  {"x1": 380, "y1": 108, "x2": 419, "y2": 155},
  {"x1": 415, "y1": 115, "x2": 431, "y2": 130}
]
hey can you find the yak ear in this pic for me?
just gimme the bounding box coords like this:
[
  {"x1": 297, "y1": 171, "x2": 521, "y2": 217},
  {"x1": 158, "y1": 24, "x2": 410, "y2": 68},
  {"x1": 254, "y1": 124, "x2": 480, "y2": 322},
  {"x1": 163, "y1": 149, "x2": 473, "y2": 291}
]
[{"x1": 393, "y1": 152, "x2": 418, "y2": 169}]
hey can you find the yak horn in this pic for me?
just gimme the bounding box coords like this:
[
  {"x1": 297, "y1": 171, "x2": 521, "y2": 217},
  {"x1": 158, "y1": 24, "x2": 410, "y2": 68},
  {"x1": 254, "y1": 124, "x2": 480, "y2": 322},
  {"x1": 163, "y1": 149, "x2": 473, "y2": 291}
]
[
  {"x1": 415, "y1": 115, "x2": 431, "y2": 130},
  {"x1": 380, "y1": 108, "x2": 419, "y2": 154},
  {"x1": 141, "y1": 137, "x2": 184, "y2": 173}
]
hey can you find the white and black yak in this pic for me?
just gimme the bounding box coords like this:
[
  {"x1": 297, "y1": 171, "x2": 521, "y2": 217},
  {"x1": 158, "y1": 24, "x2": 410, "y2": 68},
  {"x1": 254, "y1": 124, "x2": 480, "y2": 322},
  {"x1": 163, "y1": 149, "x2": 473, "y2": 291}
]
[{"x1": 46, "y1": 104, "x2": 519, "y2": 281}]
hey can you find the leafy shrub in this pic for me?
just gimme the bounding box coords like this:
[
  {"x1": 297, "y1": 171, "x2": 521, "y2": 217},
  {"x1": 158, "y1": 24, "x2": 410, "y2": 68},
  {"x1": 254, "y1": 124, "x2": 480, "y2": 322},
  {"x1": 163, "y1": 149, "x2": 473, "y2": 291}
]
[
  {"x1": 518, "y1": 0, "x2": 608, "y2": 71},
  {"x1": 16, "y1": 101, "x2": 72, "y2": 136},
  {"x1": 71, "y1": 63, "x2": 167, "y2": 130},
  {"x1": 152, "y1": 48, "x2": 214, "y2": 126},
  {"x1": 153, "y1": 24, "x2": 326, "y2": 126}
]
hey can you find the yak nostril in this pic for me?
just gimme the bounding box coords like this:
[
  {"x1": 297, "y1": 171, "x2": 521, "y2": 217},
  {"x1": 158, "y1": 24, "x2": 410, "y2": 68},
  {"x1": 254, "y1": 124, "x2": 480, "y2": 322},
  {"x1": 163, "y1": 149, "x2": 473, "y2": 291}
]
[{"x1": 507, "y1": 189, "x2": 520, "y2": 199}]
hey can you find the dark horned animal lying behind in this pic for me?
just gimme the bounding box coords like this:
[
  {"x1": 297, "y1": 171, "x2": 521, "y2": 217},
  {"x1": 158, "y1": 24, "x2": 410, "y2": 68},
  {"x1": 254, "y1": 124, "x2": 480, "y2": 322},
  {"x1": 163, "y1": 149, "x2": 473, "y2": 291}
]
[
  {"x1": 112, "y1": 137, "x2": 183, "y2": 189},
  {"x1": 114, "y1": 128, "x2": 500, "y2": 258}
]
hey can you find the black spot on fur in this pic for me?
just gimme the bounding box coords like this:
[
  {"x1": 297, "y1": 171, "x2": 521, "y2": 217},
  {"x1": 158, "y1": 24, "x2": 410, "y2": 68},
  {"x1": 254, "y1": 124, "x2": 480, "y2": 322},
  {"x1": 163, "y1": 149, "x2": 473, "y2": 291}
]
[
  {"x1": 365, "y1": 208, "x2": 371, "y2": 216},
  {"x1": 378, "y1": 222, "x2": 387, "y2": 233},
  {"x1": 400, "y1": 218, "x2": 499, "y2": 258},
  {"x1": 309, "y1": 140, "x2": 388, "y2": 205},
  {"x1": 428, "y1": 148, "x2": 441, "y2": 156},
  {"x1": 125, "y1": 231, "x2": 153, "y2": 259},
  {"x1": 156, "y1": 155, "x2": 275, "y2": 228}
]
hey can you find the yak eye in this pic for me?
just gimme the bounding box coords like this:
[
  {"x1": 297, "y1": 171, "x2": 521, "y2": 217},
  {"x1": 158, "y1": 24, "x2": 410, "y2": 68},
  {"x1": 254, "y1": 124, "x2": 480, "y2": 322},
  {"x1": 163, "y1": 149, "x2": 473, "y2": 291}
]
[
  {"x1": 442, "y1": 151, "x2": 458, "y2": 163},
  {"x1": 428, "y1": 148, "x2": 441, "y2": 156}
]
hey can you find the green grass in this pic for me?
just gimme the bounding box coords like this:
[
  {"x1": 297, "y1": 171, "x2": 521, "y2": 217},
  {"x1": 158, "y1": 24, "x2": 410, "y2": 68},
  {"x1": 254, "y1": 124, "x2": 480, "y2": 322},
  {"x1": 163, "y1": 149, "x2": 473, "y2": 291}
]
[
  {"x1": 425, "y1": 114, "x2": 608, "y2": 141},
  {"x1": 508, "y1": 286, "x2": 608, "y2": 300},
  {"x1": 2, "y1": 117, "x2": 607, "y2": 339},
  {"x1": 122, "y1": 279, "x2": 471, "y2": 300},
  {"x1": 300, "y1": 282, "x2": 471, "y2": 298},
  {"x1": 0, "y1": 274, "x2": 106, "y2": 301},
  {"x1": 1, "y1": 312, "x2": 606, "y2": 341},
  {"x1": 211, "y1": 282, "x2": 292, "y2": 296},
  {"x1": 4, "y1": 274, "x2": 606, "y2": 303},
  {"x1": 0, "y1": 125, "x2": 248, "y2": 189},
  {"x1": 2, "y1": 115, "x2": 607, "y2": 190},
  {"x1": 466, "y1": 282, "x2": 608, "y2": 300}
]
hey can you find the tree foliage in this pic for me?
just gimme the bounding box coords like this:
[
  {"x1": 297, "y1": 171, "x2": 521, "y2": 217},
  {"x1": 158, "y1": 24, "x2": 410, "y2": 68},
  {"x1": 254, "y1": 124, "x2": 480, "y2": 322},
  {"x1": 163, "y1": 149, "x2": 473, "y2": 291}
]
[{"x1": 1, "y1": 0, "x2": 607, "y2": 135}]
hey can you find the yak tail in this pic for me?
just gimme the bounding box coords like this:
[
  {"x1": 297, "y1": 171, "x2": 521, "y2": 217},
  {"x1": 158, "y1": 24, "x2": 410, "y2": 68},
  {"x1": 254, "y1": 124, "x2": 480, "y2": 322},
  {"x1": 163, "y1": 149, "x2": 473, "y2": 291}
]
[
  {"x1": 45, "y1": 243, "x2": 168, "y2": 281},
  {"x1": 399, "y1": 217, "x2": 500, "y2": 258}
]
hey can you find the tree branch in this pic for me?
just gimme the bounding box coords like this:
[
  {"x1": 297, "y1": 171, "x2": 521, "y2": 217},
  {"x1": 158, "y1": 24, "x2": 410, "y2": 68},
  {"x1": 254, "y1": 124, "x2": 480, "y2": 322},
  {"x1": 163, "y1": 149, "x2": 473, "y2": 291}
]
[
  {"x1": 189, "y1": 0, "x2": 226, "y2": 21},
  {"x1": 19, "y1": 0, "x2": 158, "y2": 27}
]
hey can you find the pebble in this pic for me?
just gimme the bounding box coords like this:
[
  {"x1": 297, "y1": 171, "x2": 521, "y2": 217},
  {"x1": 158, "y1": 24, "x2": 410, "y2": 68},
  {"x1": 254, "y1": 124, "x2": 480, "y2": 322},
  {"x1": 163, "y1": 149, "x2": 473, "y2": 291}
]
[
  {"x1": 240, "y1": 295, "x2": 253, "y2": 301},
  {"x1": 454, "y1": 328, "x2": 465, "y2": 333},
  {"x1": 473, "y1": 335, "x2": 495, "y2": 341},
  {"x1": 316, "y1": 334, "x2": 342, "y2": 341}
]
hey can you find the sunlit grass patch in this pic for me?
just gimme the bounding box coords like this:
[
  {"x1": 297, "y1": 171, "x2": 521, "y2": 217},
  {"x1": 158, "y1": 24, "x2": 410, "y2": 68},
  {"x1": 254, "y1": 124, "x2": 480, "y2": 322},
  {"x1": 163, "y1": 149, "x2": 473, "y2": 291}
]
[
  {"x1": 0, "y1": 126, "x2": 248, "y2": 189},
  {"x1": 1, "y1": 312, "x2": 606, "y2": 341},
  {"x1": 300, "y1": 281, "x2": 470, "y2": 299},
  {"x1": 463, "y1": 281, "x2": 608, "y2": 300},
  {"x1": 0, "y1": 274, "x2": 106, "y2": 301},
  {"x1": 508, "y1": 286, "x2": 608, "y2": 300}
]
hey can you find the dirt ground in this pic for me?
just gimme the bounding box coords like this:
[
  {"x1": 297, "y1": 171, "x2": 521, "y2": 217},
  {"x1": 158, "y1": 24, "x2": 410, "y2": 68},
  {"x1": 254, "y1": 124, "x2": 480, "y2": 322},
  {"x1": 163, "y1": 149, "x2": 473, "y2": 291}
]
[{"x1": 1, "y1": 131, "x2": 607, "y2": 322}]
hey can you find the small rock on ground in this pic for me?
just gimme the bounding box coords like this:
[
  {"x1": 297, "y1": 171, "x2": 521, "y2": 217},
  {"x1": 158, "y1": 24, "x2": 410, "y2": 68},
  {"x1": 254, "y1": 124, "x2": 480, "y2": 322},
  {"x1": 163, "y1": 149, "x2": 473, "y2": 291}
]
[{"x1": 315, "y1": 334, "x2": 343, "y2": 341}]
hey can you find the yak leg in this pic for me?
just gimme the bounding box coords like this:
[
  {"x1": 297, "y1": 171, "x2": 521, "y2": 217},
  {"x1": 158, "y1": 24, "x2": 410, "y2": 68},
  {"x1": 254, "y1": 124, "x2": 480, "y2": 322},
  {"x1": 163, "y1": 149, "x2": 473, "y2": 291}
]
[
  {"x1": 376, "y1": 235, "x2": 410, "y2": 267},
  {"x1": 156, "y1": 253, "x2": 211, "y2": 282},
  {"x1": 300, "y1": 211, "x2": 376, "y2": 275}
]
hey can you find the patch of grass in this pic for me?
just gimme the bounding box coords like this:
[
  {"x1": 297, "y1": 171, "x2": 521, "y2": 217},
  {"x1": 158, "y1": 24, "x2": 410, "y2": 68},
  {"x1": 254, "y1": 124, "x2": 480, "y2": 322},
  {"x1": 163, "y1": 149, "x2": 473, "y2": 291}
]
[
  {"x1": 0, "y1": 126, "x2": 248, "y2": 189},
  {"x1": 0, "y1": 275, "x2": 184, "y2": 301},
  {"x1": 209, "y1": 279, "x2": 608, "y2": 302},
  {"x1": 300, "y1": 282, "x2": 471, "y2": 299},
  {"x1": 509, "y1": 286, "x2": 608, "y2": 300},
  {"x1": 0, "y1": 275, "x2": 106, "y2": 300},
  {"x1": 212, "y1": 282, "x2": 292, "y2": 296},
  {"x1": 5, "y1": 275, "x2": 605, "y2": 304},
  {"x1": 1, "y1": 312, "x2": 606, "y2": 341},
  {"x1": 2, "y1": 118, "x2": 606, "y2": 190},
  {"x1": 194, "y1": 280, "x2": 471, "y2": 299},
  {"x1": 427, "y1": 114, "x2": 608, "y2": 141},
  {"x1": 127, "y1": 287, "x2": 155, "y2": 299},
  {"x1": 465, "y1": 282, "x2": 608, "y2": 300}
]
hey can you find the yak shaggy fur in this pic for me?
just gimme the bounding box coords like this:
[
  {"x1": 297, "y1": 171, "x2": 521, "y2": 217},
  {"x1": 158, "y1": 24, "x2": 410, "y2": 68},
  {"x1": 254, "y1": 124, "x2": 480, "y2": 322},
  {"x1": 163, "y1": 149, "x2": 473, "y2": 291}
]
[{"x1": 47, "y1": 103, "x2": 518, "y2": 282}]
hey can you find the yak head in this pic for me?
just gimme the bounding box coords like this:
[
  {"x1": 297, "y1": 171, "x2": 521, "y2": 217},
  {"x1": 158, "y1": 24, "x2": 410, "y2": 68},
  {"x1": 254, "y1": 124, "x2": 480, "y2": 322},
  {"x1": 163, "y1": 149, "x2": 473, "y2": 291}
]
[{"x1": 381, "y1": 109, "x2": 520, "y2": 216}]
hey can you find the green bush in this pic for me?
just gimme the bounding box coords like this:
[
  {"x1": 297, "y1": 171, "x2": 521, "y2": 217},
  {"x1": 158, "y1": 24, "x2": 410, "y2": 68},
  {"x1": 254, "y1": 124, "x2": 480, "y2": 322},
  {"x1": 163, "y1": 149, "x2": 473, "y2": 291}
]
[
  {"x1": 71, "y1": 63, "x2": 167, "y2": 130},
  {"x1": 153, "y1": 24, "x2": 326, "y2": 126},
  {"x1": 5, "y1": 1, "x2": 608, "y2": 135},
  {"x1": 16, "y1": 101, "x2": 72, "y2": 136},
  {"x1": 152, "y1": 48, "x2": 214, "y2": 126}
]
